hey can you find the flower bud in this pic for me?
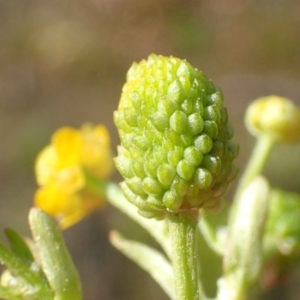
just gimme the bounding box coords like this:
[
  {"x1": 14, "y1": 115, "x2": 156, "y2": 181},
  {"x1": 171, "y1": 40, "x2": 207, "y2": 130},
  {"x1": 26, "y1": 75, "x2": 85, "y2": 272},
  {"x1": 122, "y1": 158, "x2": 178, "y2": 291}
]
[
  {"x1": 245, "y1": 95, "x2": 300, "y2": 144},
  {"x1": 114, "y1": 54, "x2": 238, "y2": 218}
]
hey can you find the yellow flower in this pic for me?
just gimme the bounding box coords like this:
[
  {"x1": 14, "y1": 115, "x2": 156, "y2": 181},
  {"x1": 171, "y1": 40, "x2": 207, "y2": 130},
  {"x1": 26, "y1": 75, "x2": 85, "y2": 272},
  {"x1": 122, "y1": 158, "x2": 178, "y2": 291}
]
[
  {"x1": 34, "y1": 124, "x2": 113, "y2": 228},
  {"x1": 80, "y1": 123, "x2": 113, "y2": 178}
]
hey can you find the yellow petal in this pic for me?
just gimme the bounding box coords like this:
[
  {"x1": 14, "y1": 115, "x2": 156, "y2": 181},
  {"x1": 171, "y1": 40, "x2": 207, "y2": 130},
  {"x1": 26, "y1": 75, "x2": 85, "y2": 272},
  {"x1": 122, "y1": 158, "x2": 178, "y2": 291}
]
[
  {"x1": 55, "y1": 165, "x2": 85, "y2": 193},
  {"x1": 52, "y1": 127, "x2": 83, "y2": 165},
  {"x1": 80, "y1": 124, "x2": 113, "y2": 178},
  {"x1": 35, "y1": 186, "x2": 83, "y2": 229},
  {"x1": 35, "y1": 146, "x2": 85, "y2": 191},
  {"x1": 34, "y1": 185, "x2": 73, "y2": 216},
  {"x1": 35, "y1": 145, "x2": 59, "y2": 186},
  {"x1": 34, "y1": 185, "x2": 105, "y2": 229},
  {"x1": 58, "y1": 190, "x2": 105, "y2": 229}
]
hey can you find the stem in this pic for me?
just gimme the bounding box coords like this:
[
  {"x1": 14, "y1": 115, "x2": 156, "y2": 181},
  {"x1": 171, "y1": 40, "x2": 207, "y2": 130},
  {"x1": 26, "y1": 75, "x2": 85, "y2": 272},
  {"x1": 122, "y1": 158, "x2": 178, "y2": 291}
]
[
  {"x1": 167, "y1": 211, "x2": 200, "y2": 300},
  {"x1": 235, "y1": 135, "x2": 274, "y2": 201}
]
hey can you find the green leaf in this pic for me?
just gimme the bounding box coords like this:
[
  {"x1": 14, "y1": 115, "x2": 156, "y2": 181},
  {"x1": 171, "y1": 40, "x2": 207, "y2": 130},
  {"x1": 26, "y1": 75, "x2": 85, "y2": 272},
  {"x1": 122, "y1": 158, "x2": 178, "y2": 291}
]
[
  {"x1": 29, "y1": 208, "x2": 82, "y2": 300},
  {"x1": 0, "y1": 286, "x2": 22, "y2": 300},
  {"x1": 265, "y1": 188, "x2": 300, "y2": 257},
  {"x1": 104, "y1": 182, "x2": 172, "y2": 258},
  {"x1": 220, "y1": 176, "x2": 270, "y2": 300},
  {"x1": 0, "y1": 242, "x2": 53, "y2": 299},
  {"x1": 199, "y1": 216, "x2": 225, "y2": 256},
  {"x1": 109, "y1": 230, "x2": 175, "y2": 300},
  {"x1": 5, "y1": 228, "x2": 34, "y2": 265}
]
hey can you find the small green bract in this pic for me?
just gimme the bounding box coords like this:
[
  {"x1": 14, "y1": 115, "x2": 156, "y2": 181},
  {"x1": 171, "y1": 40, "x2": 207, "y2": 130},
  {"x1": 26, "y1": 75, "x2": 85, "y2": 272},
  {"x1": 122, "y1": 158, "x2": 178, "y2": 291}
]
[{"x1": 114, "y1": 54, "x2": 238, "y2": 218}]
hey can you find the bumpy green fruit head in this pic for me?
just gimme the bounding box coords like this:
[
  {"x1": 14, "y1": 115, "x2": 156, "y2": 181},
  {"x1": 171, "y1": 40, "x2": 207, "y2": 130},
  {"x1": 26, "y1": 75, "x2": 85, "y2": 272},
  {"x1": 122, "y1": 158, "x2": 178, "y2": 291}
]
[{"x1": 114, "y1": 54, "x2": 238, "y2": 218}]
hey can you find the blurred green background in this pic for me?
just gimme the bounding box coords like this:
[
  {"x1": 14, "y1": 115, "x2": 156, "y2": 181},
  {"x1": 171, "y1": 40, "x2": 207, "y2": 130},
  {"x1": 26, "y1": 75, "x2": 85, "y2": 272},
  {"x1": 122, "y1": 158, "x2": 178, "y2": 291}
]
[{"x1": 1, "y1": 0, "x2": 300, "y2": 299}]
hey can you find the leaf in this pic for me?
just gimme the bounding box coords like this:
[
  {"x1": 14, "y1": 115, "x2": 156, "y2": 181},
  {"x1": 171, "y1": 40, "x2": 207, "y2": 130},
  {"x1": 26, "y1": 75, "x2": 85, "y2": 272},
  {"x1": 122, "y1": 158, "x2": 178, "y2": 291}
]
[
  {"x1": 29, "y1": 208, "x2": 82, "y2": 300},
  {"x1": 109, "y1": 230, "x2": 175, "y2": 300},
  {"x1": 104, "y1": 182, "x2": 172, "y2": 258},
  {"x1": 0, "y1": 286, "x2": 22, "y2": 300},
  {"x1": 221, "y1": 176, "x2": 270, "y2": 297},
  {"x1": 0, "y1": 242, "x2": 53, "y2": 299},
  {"x1": 4, "y1": 228, "x2": 34, "y2": 265}
]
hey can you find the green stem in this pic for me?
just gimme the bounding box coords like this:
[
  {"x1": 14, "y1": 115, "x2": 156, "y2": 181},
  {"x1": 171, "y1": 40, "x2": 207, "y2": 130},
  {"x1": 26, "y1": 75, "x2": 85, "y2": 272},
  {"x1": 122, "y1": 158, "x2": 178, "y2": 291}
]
[
  {"x1": 235, "y1": 135, "x2": 274, "y2": 201},
  {"x1": 167, "y1": 211, "x2": 200, "y2": 300}
]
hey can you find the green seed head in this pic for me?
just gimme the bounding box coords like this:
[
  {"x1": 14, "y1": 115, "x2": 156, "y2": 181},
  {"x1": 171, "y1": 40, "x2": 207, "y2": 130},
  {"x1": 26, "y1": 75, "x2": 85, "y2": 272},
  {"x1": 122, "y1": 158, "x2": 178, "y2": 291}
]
[{"x1": 114, "y1": 54, "x2": 238, "y2": 218}]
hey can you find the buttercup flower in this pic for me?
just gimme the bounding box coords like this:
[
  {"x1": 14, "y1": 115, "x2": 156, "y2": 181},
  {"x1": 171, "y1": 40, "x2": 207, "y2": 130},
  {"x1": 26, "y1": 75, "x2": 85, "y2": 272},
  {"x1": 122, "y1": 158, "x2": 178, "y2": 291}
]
[
  {"x1": 114, "y1": 54, "x2": 238, "y2": 218},
  {"x1": 34, "y1": 124, "x2": 113, "y2": 228}
]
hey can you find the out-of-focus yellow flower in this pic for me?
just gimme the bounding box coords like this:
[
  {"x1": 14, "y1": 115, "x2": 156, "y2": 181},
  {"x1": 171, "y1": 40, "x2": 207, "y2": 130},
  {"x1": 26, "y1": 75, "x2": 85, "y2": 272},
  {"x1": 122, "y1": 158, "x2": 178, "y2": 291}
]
[
  {"x1": 80, "y1": 124, "x2": 113, "y2": 178},
  {"x1": 34, "y1": 124, "x2": 113, "y2": 229}
]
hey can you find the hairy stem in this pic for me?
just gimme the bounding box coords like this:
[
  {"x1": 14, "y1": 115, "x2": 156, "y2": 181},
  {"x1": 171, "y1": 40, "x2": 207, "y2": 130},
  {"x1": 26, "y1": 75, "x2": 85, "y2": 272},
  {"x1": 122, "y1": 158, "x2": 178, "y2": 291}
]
[{"x1": 167, "y1": 211, "x2": 200, "y2": 300}]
